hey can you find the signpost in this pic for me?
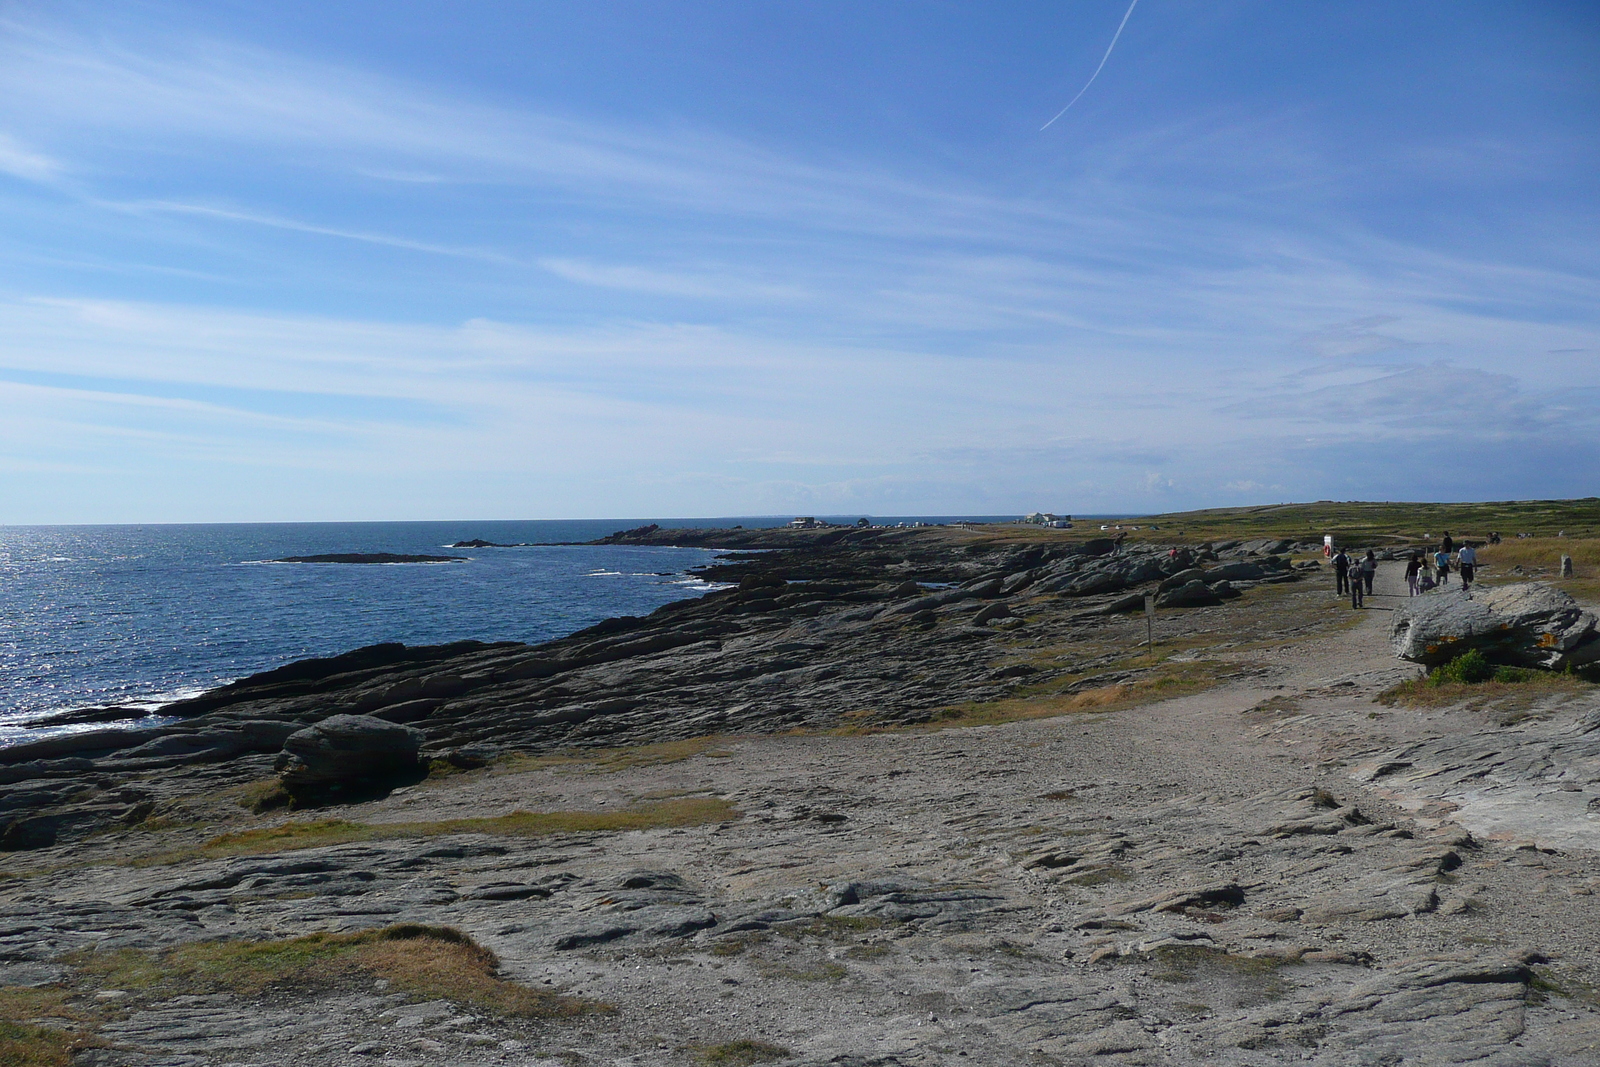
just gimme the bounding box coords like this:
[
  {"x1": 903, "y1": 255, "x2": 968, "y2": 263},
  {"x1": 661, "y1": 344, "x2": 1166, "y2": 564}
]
[{"x1": 1144, "y1": 594, "x2": 1156, "y2": 653}]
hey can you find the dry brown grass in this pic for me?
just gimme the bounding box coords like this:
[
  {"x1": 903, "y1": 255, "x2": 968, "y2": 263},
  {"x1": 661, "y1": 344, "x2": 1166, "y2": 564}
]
[
  {"x1": 0, "y1": 1022, "x2": 76, "y2": 1067},
  {"x1": 695, "y1": 1040, "x2": 792, "y2": 1065},
  {"x1": 0, "y1": 987, "x2": 93, "y2": 1067},
  {"x1": 129, "y1": 796, "x2": 737, "y2": 865},
  {"x1": 495, "y1": 735, "x2": 737, "y2": 776},
  {"x1": 1477, "y1": 537, "x2": 1600, "y2": 602},
  {"x1": 1106, "y1": 499, "x2": 1600, "y2": 547},
  {"x1": 74, "y1": 924, "x2": 606, "y2": 1019},
  {"x1": 1376, "y1": 672, "x2": 1592, "y2": 713},
  {"x1": 849, "y1": 659, "x2": 1230, "y2": 734}
]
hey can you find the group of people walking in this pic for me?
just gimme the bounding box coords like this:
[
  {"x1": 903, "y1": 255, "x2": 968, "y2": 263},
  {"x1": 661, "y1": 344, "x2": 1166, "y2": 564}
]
[
  {"x1": 1332, "y1": 547, "x2": 1378, "y2": 608},
  {"x1": 1332, "y1": 529, "x2": 1480, "y2": 610},
  {"x1": 1404, "y1": 535, "x2": 1477, "y2": 595}
]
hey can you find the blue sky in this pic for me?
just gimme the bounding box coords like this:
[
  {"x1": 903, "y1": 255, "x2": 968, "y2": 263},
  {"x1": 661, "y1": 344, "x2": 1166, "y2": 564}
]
[{"x1": 0, "y1": 1, "x2": 1596, "y2": 522}]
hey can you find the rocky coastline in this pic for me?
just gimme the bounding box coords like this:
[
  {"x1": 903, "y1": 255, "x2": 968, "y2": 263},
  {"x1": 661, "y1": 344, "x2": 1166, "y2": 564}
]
[
  {"x1": 5, "y1": 523, "x2": 1600, "y2": 1066},
  {"x1": 0, "y1": 527, "x2": 1318, "y2": 850},
  {"x1": 272, "y1": 553, "x2": 468, "y2": 564}
]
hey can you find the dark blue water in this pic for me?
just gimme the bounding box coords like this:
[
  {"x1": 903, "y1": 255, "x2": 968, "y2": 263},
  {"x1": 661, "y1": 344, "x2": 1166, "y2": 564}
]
[{"x1": 0, "y1": 516, "x2": 1018, "y2": 745}]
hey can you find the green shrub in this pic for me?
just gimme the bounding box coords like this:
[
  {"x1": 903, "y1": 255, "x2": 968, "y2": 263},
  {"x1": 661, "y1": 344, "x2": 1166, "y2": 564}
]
[
  {"x1": 1492, "y1": 666, "x2": 1532, "y2": 683},
  {"x1": 1430, "y1": 650, "x2": 1493, "y2": 685}
]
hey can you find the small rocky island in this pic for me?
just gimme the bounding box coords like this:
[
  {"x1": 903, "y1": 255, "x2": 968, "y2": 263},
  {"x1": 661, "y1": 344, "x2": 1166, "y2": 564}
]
[
  {"x1": 272, "y1": 553, "x2": 468, "y2": 564},
  {"x1": 3, "y1": 517, "x2": 1599, "y2": 1065}
]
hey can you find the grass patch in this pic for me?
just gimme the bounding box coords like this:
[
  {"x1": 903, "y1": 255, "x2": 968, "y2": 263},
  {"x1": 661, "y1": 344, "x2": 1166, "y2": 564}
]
[
  {"x1": 0, "y1": 987, "x2": 93, "y2": 1067},
  {"x1": 1105, "y1": 500, "x2": 1600, "y2": 548},
  {"x1": 1138, "y1": 945, "x2": 1296, "y2": 1004},
  {"x1": 1478, "y1": 537, "x2": 1599, "y2": 575},
  {"x1": 73, "y1": 925, "x2": 606, "y2": 1019},
  {"x1": 757, "y1": 960, "x2": 848, "y2": 982},
  {"x1": 1378, "y1": 656, "x2": 1592, "y2": 711},
  {"x1": 135, "y1": 797, "x2": 737, "y2": 865},
  {"x1": 0, "y1": 1021, "x2": 78, "y2": 1067},
  {"x1": 1061, "y1": 865, "x2": 1132, "y2": 887},
  {"x1": 230, "y1": 778, "x2": 292, "y2": 813},
  {"x1": 775, "y1": 916, "x2": 887, "y2": 941},
  {"x1": 496, "y1": 736, "x2": 737, "y2": 776},
  {"x1": 1529, "y1": 966, "x2": 1600, "y2": 1008},
  {"x1": 908, "y1": 660, "x2": 1226, "y2": 732},
  {"x1": 844, "y1": 943, "x2": 891, "y2": 960},
  {"x1": 1245, "y1": 695, "x2": 1302, "y2": 719},
  {"x1": 1478, "y1": 538, "x2": 1600, "y2": 603},
  {"x1": 709, "y1": 938, "x2": 755, "y2": 957},
  {"x1": 697, "y1": 1040, "x2": 792, "y2": 1065}
]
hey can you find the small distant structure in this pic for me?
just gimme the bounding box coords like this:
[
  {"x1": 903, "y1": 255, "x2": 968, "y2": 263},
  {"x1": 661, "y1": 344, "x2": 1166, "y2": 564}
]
[
  {"x1": 855, "y1": 518, "x2": 870, "y2": 528},
  {"x1": 1021, "y1": 512, "x2": 1073, "y2": 529},
  {"x1": 789, "y1": 516, "x2": 820, "y2": 529}
]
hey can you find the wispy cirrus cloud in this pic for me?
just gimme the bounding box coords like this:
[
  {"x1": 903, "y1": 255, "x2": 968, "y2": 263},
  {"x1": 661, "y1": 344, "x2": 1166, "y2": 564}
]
[
  {"x1": 0, "y1": 7, "x2": 1596, "y2": 521},
  {"x1": 100, "y1": 199, "x2": 518, "y2": 263},
  {"x1": 0, "y1": 131, "x2": 60, "y2": 182},
  {"x1": 537, "y1": 258, "x2": 809, "y2": 301},
  {"x1": 0, "y1": 19, "x2": 1013, "y2": 238}
]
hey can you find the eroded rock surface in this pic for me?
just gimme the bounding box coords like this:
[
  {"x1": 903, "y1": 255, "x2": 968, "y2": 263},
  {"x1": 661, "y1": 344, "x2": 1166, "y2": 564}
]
[
  {"x1": 3, "y1": 538, "x2": 1598, "y2": 1066},
  {"x1": 1390, "y1": 582, "x2": 1600, "y2": 669},
  {"x1": 1, "y1": 529, "x2": 1315, "y2": 849}
]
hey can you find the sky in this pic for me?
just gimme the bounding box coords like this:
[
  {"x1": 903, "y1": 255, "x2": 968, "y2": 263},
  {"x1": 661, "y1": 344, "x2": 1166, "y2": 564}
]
[{"x1": 0, "y1": 0, "x2": 1596, "y2": 523}]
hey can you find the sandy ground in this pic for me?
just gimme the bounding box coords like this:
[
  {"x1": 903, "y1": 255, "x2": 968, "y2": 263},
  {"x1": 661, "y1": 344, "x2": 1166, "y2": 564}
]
[{"x1": 7, "y1": 562, "x2": 1600, "y2": 1066}]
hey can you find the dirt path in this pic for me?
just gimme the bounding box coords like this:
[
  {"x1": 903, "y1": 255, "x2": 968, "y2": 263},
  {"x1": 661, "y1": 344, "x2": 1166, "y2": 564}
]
[{"x1": 6, "y1": 565, "x2": 1600, "y2": 1066}]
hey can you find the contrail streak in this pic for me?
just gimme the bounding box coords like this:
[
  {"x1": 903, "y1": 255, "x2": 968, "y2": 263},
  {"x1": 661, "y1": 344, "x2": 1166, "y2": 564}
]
[{"x1": 1040, "y1": 0, "x2": 1139, "y2": 130}]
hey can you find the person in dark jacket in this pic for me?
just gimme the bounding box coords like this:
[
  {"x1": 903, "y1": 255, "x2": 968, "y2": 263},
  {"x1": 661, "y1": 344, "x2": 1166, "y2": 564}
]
[
  {"x1": 1332, "y1": 548, "x2": 1350, "y2": 595},
  {"x1": 1405, "y1": 553, "x2": 1422, "y2": 596},
  {"x1": 1351, "y1": 562, "x2": 1364, "y2": 608}
]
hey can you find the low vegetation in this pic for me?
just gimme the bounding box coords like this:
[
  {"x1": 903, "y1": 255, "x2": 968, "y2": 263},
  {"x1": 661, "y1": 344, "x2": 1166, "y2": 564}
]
[
  {"x1": 1132, "y1": 945, "x2": 1298, "y2": 1007},
  {"x1": 1476, "y1": 536, "x2": 1599, "y2": 600},
  {"x1": 73, "y1": 924, "x2": 607, "y2": 1018},
  {"x1": 134, "y1": 796, "x2": 737, "y2": 865},
  {"x1": 1378, "y1": 650, "x2": 1592, "y2": 712},
  {"x1": 696, "y1": 1040, "x2": 792, "y2": 1066},
  {"x1": 0, "y1": 1020, "x2": 77, "y2": 1067},
  {"x1": 494, "y1": 735, "x2": 737, "y2": 776},
  {"x1": 0, "y1": 987, "x2": 91, "y2": 1067},
  {"x1": 1109, "y1": 499, "x2": 1600, "y2": 547},
  {"x1": 909, "y1": 659, "x2": 1229, "y2": 732}
]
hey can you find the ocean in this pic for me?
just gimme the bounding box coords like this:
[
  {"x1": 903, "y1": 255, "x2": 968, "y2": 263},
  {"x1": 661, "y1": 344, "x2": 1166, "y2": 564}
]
[{"x1": 0, "y1": 516, "x2": 1017, "y2": 746}]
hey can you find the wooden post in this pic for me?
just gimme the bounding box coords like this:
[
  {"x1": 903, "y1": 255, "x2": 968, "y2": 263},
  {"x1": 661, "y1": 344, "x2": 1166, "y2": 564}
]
[{"x1": 1144, "y1": 594, "x2": 1155, "y2": 653}]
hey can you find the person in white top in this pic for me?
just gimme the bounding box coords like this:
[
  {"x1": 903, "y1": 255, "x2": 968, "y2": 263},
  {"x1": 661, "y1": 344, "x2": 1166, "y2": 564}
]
[{"x1": 1458, "y1": 544, "x2": 1477, "y2": 591}]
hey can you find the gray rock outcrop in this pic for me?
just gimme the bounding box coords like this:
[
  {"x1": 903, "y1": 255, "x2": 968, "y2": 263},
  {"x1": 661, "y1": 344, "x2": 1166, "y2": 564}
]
[
  {"x1": 1390, "y1": 582, "x2": 1600, "y2": 670},
  {"x1": 0, "y1": 529, "x2": 1312, "y2": 847},
  {"x1": 275, "y1": 714, "x2": 426, "y2": 802},
  {"x1": 1157, "y1": 580, "x2": 1223, "y2": 609}
]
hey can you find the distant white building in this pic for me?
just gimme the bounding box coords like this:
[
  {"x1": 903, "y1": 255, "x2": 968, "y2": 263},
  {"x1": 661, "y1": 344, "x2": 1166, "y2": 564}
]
[
  {"x1": 789, "y1": 516, "x2": 820, "y2": 528},
  {"x1": 1022, "y1": 512, "x2": 1073, "y2": 527}
]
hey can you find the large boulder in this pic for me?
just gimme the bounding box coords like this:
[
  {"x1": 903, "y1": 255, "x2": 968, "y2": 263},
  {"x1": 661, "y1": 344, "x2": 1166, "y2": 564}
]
[
  {"x1": 1158, "y1": 567, "x2": 1207, "y2": 593},
  {"x1": 888, "y1": 588, "x2": 975, "y2": 615},
  {"x1": 1201, "y1": 561, "x2": 1268, "y2": 583},
  {"x1": 1389, "y1": 583, "x2": 1600, "y2": 670},
  {"x1": 275, "y1": 714, "x2": 426, "y2": 803},
  {"x1": 1157, "y1": 580, "x2": 1223, "y2": 609}
]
